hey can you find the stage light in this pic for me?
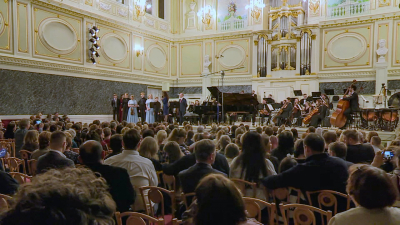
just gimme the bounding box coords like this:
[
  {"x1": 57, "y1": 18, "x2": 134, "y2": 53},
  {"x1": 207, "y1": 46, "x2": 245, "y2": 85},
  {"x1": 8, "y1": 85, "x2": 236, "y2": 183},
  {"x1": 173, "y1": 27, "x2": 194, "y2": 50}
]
[
  {"x1": 89, "y1": 38, "x2": 97, "y2": 44},
  {"x1": 90, "y1": 57, "x2": 96, "y2": 64},
  {"x1": 89, "y1": 47, "x2": 96, "y2": 55},
  {"x1": 89, "y1": 29, "x2": 95, "y2": 36},
  {"x1": 92, "y1": 26, "x2": 99, "y2": 32},
  {"x1": 95, "y1": 52, "x2": 100, "y2": 57},
  {"x1": 93, "y1": 35, "x2": 100, "y2": 40},
  {"x1": 94, "y1": 43, "x2": 100, "y2": 49}
]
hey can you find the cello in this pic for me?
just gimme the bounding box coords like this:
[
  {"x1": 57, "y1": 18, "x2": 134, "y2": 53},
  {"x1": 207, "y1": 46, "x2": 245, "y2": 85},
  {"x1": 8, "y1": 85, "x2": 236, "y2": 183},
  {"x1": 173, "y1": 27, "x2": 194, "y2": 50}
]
[{"x1": 330, "y1": 80, "x2": 357, "y2": 128}]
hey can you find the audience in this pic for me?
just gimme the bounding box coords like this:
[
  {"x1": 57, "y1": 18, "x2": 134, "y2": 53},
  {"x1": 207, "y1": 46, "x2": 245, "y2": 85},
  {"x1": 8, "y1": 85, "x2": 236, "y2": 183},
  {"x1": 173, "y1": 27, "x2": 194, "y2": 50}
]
[
  {"x1": 294, "y1": 139, "x2": 306, "y2": 163},
  {"x1": 328, "y1": 165, "x2": 400, "y2": 225},
  {"x1": 225, "y1": 143, "x2": 240, "y2": 166},
  {"x1": 163, "y1": 141, "x2": 184, "y2": 164},
  {"x1": 79, "y1": 140, "x2": 135, "y2": 213},
  {"x1": 3, "y1": 122, "x2": 16, "y2": 139},
  {"x1": 263, "y1": 133, "x2": 349, "y2": 193},
  {"x1": 31, "y1": 131, "x2": 51, "y2": 160},
  {"x1": 271, "y1": 131, "x2": 294, "y2": 162},
  {"x1": 370, "y1": 136, "x2": 383, "y2": 153},
  {"x1": 138, "y1": 136, "x2": 162, "y2": 171},
  {"x1": 344, "y1": 130, "x2": 375, "y2": 164},
  {"x1": 328, "y1": 142, "x2": 354, "y2": 168},
  {"x1": 0, "y1": 168, "x2": 116, "y2": 225},
  {"x1": 179, "y1": 139, "x2": 226, "y2": 194},
  {"x1": 105, "y1": 134, "x2": 123, "y2": 159},
  {"x1": 14, "y1": 119, "x2": 30, "y2": 157},
  {"x1": 104, "y1": 129, "x2": 157, "y2": 211},
  {"x1": 0, "y1": 170, "x2": 18, "y2": 195},
  {"x1": 63, "y1": 132, "x2": 79, "y2": 164},
  {"x1": 279, "y1": 155, "x2": 298, "y2": 173},
  {"x1": 36, "y1": 131, "x2": 75, "y2": 174}
]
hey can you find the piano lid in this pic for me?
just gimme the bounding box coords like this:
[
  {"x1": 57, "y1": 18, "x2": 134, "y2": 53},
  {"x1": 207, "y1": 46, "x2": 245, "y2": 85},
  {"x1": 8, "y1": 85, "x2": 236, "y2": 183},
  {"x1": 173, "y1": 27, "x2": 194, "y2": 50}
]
[{"x1": 207, "y1": 86, "x2": 258, "y2": 106}]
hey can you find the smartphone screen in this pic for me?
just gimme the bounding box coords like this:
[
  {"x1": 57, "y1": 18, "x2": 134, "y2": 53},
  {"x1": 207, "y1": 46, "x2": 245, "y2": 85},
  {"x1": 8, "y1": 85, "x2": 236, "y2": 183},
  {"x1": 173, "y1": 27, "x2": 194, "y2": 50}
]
[
  {"x1": 36, "y1": 120, "x2": 42, "y2": 125},
  {"x1": 384, "y1": 151, "x2": 394, "y2": 159}
]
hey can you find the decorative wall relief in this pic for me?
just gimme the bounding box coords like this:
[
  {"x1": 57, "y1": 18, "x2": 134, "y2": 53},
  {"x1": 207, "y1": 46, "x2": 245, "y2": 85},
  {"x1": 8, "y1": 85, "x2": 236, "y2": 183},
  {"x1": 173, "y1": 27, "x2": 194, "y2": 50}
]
[
  {"x1": 100, "y1": 33, "x2": 128, "y2": 64},
  {"x1": 308, "y1": 0, "x2": 320, "y2": 17},
  {"x1": 186, "y1": 1, "x2": 197, "y2": 30},
  {"x1": 217, "y1": 0, "x2": 247, "y2": 32},
  {"x1": 0, "y1": 0, "x2": 10, "y2": 52},
  {"x1": 378, "y1": 0, "x2": 390, "y2": 7},
  {"x1": 376, "y1": 39, "x2": 388, "y2": 63}
]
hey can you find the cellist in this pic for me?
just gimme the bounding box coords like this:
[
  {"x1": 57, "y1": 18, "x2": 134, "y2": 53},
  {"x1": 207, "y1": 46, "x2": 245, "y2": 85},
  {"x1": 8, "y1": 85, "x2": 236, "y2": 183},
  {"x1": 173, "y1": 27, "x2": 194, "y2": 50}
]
[
  {"x1": 275, "y1": 98, "x2": 293, "y2": 126},
  {"x1": 309, "y1": 99, "x2": 328, "y2": 127},
  {"x1": 342, "y1": 84, "x2": 360, "y2": 126}
]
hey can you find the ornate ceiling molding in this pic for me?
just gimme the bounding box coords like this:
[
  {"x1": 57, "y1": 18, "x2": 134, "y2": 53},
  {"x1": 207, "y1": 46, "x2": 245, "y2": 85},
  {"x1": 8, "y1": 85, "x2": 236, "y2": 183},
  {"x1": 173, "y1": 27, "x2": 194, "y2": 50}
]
[
  {"x1": 388, "y1": 70, "x2": 400, "y2": 76},
  {"x1": 317, "y1": 71, "x2": 376, "y2": 79},
  {"x1": 320, "y1": 12, "x2": 400, "y2": 28}
]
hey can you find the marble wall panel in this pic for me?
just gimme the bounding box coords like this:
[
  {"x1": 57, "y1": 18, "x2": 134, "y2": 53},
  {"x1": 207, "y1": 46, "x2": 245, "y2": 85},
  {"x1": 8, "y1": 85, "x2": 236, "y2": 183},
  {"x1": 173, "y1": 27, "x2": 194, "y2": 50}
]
[
  {"x1": 319, "y1": 81, "x2": 375, "y2": 95},
  {"x1": 0, "y1": 69, "x2": 147, "y2": 115},
  {"x1": 388, "y1": 80, "x2": 400, "y2": 90}
]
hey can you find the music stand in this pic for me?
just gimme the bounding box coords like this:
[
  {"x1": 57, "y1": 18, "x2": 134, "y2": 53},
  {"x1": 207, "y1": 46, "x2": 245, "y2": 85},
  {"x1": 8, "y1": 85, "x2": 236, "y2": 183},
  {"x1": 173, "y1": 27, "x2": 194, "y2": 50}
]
[
  {"x1": 272, "y1": 103, "x2": 282, "y2": 110},
  {"x1": 293, "y1": 90, "x2": 302, "y2": 96},
  {"x1": 306, "y1": 96, "x2": 314, "y2": 102},
  {"x1": 265, "y1": 98, "x2": 275, "y2": 104},
  {"x1": 312, "y1": 92, "x2": 321, "y2": 101},
  {"x1": 170, "y1": 101, "x2": 180, "y2": 109},
  {"x1": 324, "y1": 89, "x2": 334, "y2": 95},
  {"x1": 150, "y1": 102, "x2": 161, "y2": 109}
]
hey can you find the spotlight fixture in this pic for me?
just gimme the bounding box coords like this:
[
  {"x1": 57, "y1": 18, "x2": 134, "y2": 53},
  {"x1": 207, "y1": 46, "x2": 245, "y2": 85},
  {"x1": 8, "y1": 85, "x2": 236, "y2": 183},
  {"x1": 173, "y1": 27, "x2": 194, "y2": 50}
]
[
  {"x1": 89, "y1": 38, "x2": 97, "y2": 44},
  {"x1": 89, "y1": 47, "x2": 96, "y2": 54},
  {"x1": 90, "y1": 57, "x2": 96, "y2": 64},
  {"x1": 89, "y1": 29, "x2": 95, "y2": 35},
  {"x1": 92, "y1": 26, "x2": 99, "y2": 32},
  {"x1": 94, "y1": 44, "x2": 100, "y2": 49},
  {"x1": 93, "y1": 35, "x2": 100, "y2": 41},
  {"x1": 88, "y1": 25, "x2": 100, "y2": 64},
  {"x1": 95, "y1": 52, "x2": 100, "y2": 57}
]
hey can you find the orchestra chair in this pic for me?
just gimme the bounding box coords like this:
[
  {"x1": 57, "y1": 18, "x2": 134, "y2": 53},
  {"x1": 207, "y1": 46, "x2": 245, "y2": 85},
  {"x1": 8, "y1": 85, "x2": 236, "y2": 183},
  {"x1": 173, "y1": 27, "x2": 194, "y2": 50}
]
[
  {"x1": 172, "y1": 218, "x2": 184, "y2": 225},
  {"x1": 270, "y1": 187, "x2": 302, "y2": 224},
  {"x1": 243, "y1": 197, "x2": 275, "y2": 224},
  {"x1": 6, "y1": 157, "x2": 25, "y2": 173},
  {"x1": 230, "y1": 178, "x2": 257, "y2": 198},
  {"x1": 0, "y1": 194, "x2": 12, "y2": 214},
  {"x1": 9, "y1": 172, "x2": 32, "y2": 184},
  {"x1": 280, "y1": 203, "x2": 332, "y2": 225},
  {"x1": 306, "y1": 190, "x2": 352, "y2": 216},
  {"x1": 27, "y1": 159, "x2": 37, "y2": 176},
  {"x1": 182, "y1": 192, "x2": 196, "y2": 209},
  {"x1": 115, "y1": 212, "x2": 164, "y2": 225},
  {"x1": 162, "y1": 174, "x2": 176, "y2": 192},
  {"x1": 139, "y1": 186, "x2": 176, "y2": 223},
  {"x1": 0, "y1": 140, "x2": 15, "y2": 158},
  {"x1": 19, "y1": 150, "x2": 31, "y2": 174}
]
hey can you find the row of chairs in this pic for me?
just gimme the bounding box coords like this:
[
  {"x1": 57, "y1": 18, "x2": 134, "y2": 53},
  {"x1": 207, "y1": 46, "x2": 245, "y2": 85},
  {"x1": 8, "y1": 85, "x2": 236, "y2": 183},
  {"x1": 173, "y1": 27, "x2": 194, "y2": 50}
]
[{"x1": 0, "y1": 139, "x2": 15, "y2": 157}]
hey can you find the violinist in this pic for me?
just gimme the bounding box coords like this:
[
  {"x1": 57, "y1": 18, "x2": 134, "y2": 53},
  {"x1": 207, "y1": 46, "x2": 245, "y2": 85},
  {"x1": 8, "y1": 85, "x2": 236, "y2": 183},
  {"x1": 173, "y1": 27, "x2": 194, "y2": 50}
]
[
  {"x1": 274, "y1": 98, "x2": 293, "y2": 126},
  {"x1": 259, "y1": 99, "x2": 271, "y2": 125},
  {"x1": 309, "y1": 99, "x2": 328, "y2": 127},
  {"x1": 303, "y1": 101, "x2": 312, "y2": 115},
  {"x1": 342, "y1": 84, "x2": 359, "y2": 125},
  {"x1": 292, "y1": 98, "x2": 302, "y2": 126}
]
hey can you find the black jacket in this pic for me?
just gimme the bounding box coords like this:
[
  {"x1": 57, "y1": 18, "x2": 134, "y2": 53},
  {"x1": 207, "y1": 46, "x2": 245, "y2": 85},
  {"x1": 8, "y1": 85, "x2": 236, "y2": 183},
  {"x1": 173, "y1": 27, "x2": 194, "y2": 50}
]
[
  {"x1": 111, "y1": 98, "x2": 120, "y2": 109},
  {"x1": 85, "y1": 162, "x2": 135, "y2": 212},
  {"x1": 179, "y1": 163, "x2": 226, "y2": 194},
  {"x1": 162, "y1": 153, "x2": 230, "y2": 177},
  {"x1": 346, "y1": 144, "x2": 375, "y2": 164},
  {"x1": 343, "y1": 92, "x2": 359, "y2": 111},
  {"x1": 36, "y1": 151, "x2": 75, "y2": 174},
  {"x1": 0, "y1": 171, "x2": 19, "y2": 195},
  {"x1": 262, "y1": 153, "x2": 349, "y2": 193},
  {"x1": 179, "y1": 98, "x2": 188, "y2": 113}
]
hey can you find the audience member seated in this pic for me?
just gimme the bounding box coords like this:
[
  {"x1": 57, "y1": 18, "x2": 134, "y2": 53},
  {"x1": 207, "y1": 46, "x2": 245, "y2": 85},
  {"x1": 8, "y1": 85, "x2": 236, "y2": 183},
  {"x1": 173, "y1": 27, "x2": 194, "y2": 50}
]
[
  {"x1": 225, "y1": 143, "x2": 240, "y2": 166},
  {"x1": 370, "y1": 136, "x2": 383, "y2": 153},
  {"x1": 142, "y1": 129, "x2": 155, "y2": 138},
  {"x1": 344, "y1": 130, "x2": 375, "y2": 164},
  {"x1": 0, "y1": 170, "x2": 19, "y2": 195},
  {"x1": 14, "y1": 119, "x2": 30, "y2": 157},
  {"x1": 0, "y1": 168, "x2": 116, "y2": 225},
  {"x1": 324, "y1": 131, "x2": 338, "y2": 151},
  {"x1": 31, "y1": 131, "x2": 51, "y2": 160},
  {"x1": 261, "y1": 134, "x2": 279, "y2": 171},
  {"x1": 105, "y1": 134, "x2": 123, "y2": 159},
  {"x1": 179, "y1": 139, "x2": 226, "y2": 194},
  {"x1": 328, "y1": 142, "x2": 354, "y2": 168},
  {"x1": 36, "y1": 131, "x2": 75, "y2": 174},
  {"x1": 230, "y1": 132, "x2": 276, "y2": 200},
  {"x1": 328, "y1": 165, "x2": 400, "y2": 225},
  {"x1": 217, "y1": 135, "x2": 231, "y2": 154},
  {"x1": 138, "y1": 136, "x2": 162, "y2": 171},
  {"x1": 168, "y1": 128, "x2": 190, "y2": 155},
  {"x1": 104, "y1": 129, "x2": 157, "y2": 211},
  {"x1": 262, "y1": 134, "x2": 349, "y2": 193},
  {"x1": 279, "y1": 155, "x2": 298, "y2": 173},
  {"x1": 63, "y1": 132, "x2": 79, "y2": 164},
  {"x1": 3, "y1": 122, "x2": 16, "y2": 139},
  {"x1": 271, "y1": 131, "x2": 295, "y2": 162},
  {"x1": 79, "y1": 140, "x2": 135, "y2": 213},
  {"x1": 186, "y1": 130, "x2": 194, "y2": 146},
  {"x1": 183, "y1": 174, "x2": 261, "y2": 225},
  {"x1": 294, "y1": 139, "x2": 306, "y2": 163}
]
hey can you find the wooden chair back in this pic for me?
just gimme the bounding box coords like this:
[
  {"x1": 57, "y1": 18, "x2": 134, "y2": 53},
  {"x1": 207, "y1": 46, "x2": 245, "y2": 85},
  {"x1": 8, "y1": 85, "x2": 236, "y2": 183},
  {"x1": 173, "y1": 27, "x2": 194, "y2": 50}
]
[
  {"x1": 27, "y1": 159, "x2": 37, "y2": 176},
  {"x1": 306, "y1": 190, "x2": 352, "y2": 216},
  {"x1": 0, "y1": 140, "x2": 15, "y2": 157},
  {"x1": 243, "y1": 197, "x2": 275, "y2": 224},
  {"x1": 19, "y1": 150, "x2": 31, "y2": 160},
  {"x1": 162, "y1": 174, "x2": 176, "y2": 191},
  {"x1": 280, "y1": 203, "x2": 332, "y2": 225},
  {"x1": 115, "y1": 212, "x2": 164, "y2": 225},
  {"x1": 231, "y1": 178, "x2": 257, "y2": 198},
  {"x1": 182, "y1": 192, "x2": 196, "y2": 209},
  {"x1": 0, "y1": 194, "x2": 12, "y2": 214},
  {"x1": 9, "y1": 172, "x2": 32, "y2": 184},
  {"x1": 6, "y1": 157, "x2": 25, "y2": 173},
  {"x1": 271, "y1": 187, "x2": 302, "y2": 204},
  {"x1": 139, "y1": 186, "x2": 176, "y2": 220}
]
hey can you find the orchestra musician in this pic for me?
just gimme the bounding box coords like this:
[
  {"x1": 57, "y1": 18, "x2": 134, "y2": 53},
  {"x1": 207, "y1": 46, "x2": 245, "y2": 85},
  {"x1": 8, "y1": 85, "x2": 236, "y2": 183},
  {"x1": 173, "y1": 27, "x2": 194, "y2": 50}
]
[
  {"x1": 309, "y1": 99, "x2": 328, "y2": 127},
  {"x1": 303, "y1": 101, "x2": 312, "y2": 114},
  {"x1": 342, "y1": 84, "x2": 360, "y2": 126},
  {"x1": 292, "y1": 98, "x2": 302, "y2": 126},
  {"x1": 267, "y1": 94, "x2": 276, "y2": 103},
  {"x1": 300, "y1": 93, "x2": 308, "y2": 105},
  {"x1": 259, "y1": 99, "x2": 271, "y2": 126},
  {"x1": 275, "y1": 97, "x2": 293, "y2": 126}
]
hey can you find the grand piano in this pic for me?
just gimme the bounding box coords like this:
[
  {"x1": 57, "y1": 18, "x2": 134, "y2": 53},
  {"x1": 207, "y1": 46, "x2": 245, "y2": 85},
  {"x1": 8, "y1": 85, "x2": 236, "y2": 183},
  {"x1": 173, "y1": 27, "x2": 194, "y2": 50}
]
[{"x1": 193, "y1": 87, "x2": 259, "y2": 124}]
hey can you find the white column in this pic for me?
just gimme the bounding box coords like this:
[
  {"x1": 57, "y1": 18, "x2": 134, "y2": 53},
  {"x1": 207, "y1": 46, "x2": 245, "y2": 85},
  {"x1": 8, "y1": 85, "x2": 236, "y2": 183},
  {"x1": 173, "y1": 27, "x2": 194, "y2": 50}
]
[
  {"x1": 202, "y1": 75, "x2": 212, "y2": 100},
  {"x1": 296, "y1": 39, "x2": 300, "y2": 74},
  {"x1": 375, "y1": 62, "x2": 388, "y2": 94},
  {"x1": 252, "y1": 35, "x2": 258, "y2": 77},
  {"x1": 267, "y1": 43, "x2": 272, "y2": 76}
]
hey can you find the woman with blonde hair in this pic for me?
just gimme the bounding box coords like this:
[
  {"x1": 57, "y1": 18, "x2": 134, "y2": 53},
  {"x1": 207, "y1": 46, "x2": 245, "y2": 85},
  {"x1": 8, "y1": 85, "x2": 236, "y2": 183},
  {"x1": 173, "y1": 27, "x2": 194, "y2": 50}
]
[
  {"x1": 21, "y1": 130, "x2": 39, "y2": 152},
  {"x1": 217, "y1": 135, "x2": 231, "y2": 154},
  {"x1": 156, "y1": 130, "x2": 168, "y2": 163},
  {"x1": 168, "y1": 128, "x2": 189, "y2": 155},
  {"x1": 145, "y1": 94, "x2": 155, "y2": 123},
  {"x1": 139, "y1": 137, "x2": 162, "y2": 171},
  {"x1": 163, "y1": 141, "x2": 184, "y2": 164}
]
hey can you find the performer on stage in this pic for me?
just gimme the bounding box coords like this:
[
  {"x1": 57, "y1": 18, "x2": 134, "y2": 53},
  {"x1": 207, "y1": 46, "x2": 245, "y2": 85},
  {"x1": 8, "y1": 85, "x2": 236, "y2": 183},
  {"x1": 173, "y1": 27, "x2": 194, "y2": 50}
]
[
  {"x1": 145, "y1": 94, "x2": 155, "y2": 123},
  {"x1": 309, "y1": 99, "x2": 328, "y2": 127},
  {"x1": 122, "y1": 93, "x2": 129, "y2": 121},
  {"x1": 127, "y1": 95, "x2": 138, "y2": 123},
  {"x1": 342, "y1": 84, "x2": 359, "y2": 125},
  {"x1": 292, "y1": 98, "x2": 302, "y2": 126},
  {"x1": 300, "y1": 93, "x2": 308, "y2": 105},
  {"x1": 267, "y1": 94, "x2": 276, "y2": 103},
  {"x1": 162, "y1": 91, "x2": 169, "y2": 122},
  {"x1": 303, "y1": 101, "x2": 312, "y2": 114},
  {"x1": 154, "y1": 97, "x2": 161, "y2": 122},
  {"x1": 118, "y1": 94, "x2": 124, "y2": 122},
  {"x1": 179, "y1": 93, "x2": 187, "y2": 125},
  {"x1": 259, "y1": 99, "x2": 271, "y2": 126},
  {"x1": 138, "y1": 92, "x2": 147, "y2": 124},
  {"x1": 111, "y1": 93, "x2": 120, "y2": 121},
  {"x1": 274, "y1": 98, "x2": 293, "y2": 126}
]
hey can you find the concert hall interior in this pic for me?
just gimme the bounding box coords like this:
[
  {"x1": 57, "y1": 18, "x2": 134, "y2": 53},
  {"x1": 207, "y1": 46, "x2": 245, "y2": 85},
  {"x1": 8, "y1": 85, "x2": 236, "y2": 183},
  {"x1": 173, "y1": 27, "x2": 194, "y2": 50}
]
[{"x1": 4, "y1": 1, "x2": 400, "y2": 224}]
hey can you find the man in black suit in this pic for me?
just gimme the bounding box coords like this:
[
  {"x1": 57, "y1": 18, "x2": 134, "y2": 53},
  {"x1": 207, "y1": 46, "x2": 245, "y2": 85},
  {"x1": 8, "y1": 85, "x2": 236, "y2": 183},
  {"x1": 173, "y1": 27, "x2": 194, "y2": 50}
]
[
  {"x1": 37, "y1": 131, "x2": 75, "y2": 174},
  {"x1": 179, "y1": 140, "x2": 226, "y2": 194},
  {"x1": 343, "y1": 84, "x2": 359, "y2": 125},
  {"x1": 153, "y1": 97, "x2": 161, "y2": 122},
  {"x1": 111, "y1": 93, "x2": 120, "y2": 121},
  {"x1": 138, "y1": 92, "x2": 147, "y2": 124},
  {"x1": 327, "y1": 142, "x2": 354, "y2": 168},
  {"x1": 344, "y1": 130, "x2": 375, "y2": 164},
  {"x1": 79, "y1": 140, "x2": 135, "y2": 212},
  {"x1": 122, "y1": 93, "x2": 130, "y2": 121},
  {"x1": 262, "y1": 133, "x2": 349, "y2": 194},
  {"x1": 309, "y1": 99, "x2": 328, "y2": 127},
  {"x1": 0, "y1": 170, "x2": 19, "y2": 195},
  {"x1": 274, "y1": 98, "x2": 293, "y2": 126},
  {"x1": 179, "y1": 93, "x2": 188, "y2": 125}
]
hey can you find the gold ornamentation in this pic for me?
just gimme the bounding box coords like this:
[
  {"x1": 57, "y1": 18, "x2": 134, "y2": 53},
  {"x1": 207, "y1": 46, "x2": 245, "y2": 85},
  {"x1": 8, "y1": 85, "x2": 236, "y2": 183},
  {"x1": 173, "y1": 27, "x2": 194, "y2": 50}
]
[
  {"x1": 344, "y1": 63, "x2": 348, "y2": 66},
  {"x1": 366, "y1": 62, "x2": 369, "y2": 65},
  {"x1": 397, "y1": 60, "x2": 399, "y2": 63},
  {"x1": 254, "y1": 40, "x2": 258, "y2": 46},
  {"x1": 309, "y1": 0, "x2": 320, "y2": 16}
]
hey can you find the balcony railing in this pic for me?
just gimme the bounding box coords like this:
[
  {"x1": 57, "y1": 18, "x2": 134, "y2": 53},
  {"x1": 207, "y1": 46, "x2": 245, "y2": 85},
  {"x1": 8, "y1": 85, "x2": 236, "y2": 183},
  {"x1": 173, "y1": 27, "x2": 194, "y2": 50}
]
[
  {"x1": 327, "y1": 1, "x2": 370, "y2": 18},
  {"x1": 219, "y1": 19, "x2": 246, "y2": 31}
]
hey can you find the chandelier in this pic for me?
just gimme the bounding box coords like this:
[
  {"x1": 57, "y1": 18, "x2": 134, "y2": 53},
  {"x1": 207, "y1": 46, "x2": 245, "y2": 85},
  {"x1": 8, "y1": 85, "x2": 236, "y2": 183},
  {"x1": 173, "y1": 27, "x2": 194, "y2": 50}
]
[{"x1": 197, "y1": 5, "x2": 216, "y2": 28}]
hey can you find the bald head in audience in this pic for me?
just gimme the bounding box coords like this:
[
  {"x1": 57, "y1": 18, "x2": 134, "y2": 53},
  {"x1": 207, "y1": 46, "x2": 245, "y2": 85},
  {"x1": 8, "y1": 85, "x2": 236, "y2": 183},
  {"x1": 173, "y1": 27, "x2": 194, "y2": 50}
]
[{"x1": 79, "y1": 140, "x2": 104, "y2": 164}]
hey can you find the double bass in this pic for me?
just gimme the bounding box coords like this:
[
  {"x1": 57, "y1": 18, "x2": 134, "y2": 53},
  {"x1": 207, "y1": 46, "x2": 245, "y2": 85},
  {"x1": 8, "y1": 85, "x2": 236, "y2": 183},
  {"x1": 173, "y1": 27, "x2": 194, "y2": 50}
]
[{"x1": 330, "y1": 80, "x2": 357, "y2": 128}]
